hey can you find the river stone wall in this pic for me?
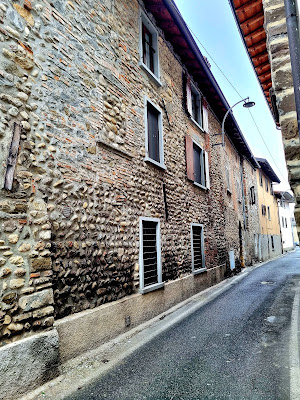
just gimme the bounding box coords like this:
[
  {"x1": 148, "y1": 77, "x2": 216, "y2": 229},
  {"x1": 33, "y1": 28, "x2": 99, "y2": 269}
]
[{"x1": 0, "y1": 0, "x2": 260, "y2": 346}]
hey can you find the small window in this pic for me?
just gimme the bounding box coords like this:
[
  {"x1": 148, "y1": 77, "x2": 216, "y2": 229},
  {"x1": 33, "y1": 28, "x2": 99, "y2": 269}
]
[
  {"x1": 193, "y1": 143, "x2": 205, "y2": 186},
  {"x1": 139, "y1": 11, "x2": 160, "y2": 84},
  {"x1": 267, "y1": 206, "x2": 271, "y2": 220},
  {"x1": 191, "y1": 224, "x2": 205, "y2": 274},
  {"x1": 191, "y1": 84, "x2": 202, "y2": 126},
  {"x1": 139, "y1": 217, "x2": 164, "y2": 294},
  {"x1": 285, "y1": 217, "x2": 288, "y2": 228},
  {"x1": 259, "y1": 172, "x2": 263, "y2": 187},
  {"x1": 265, "y1": 178, "x2": 269, "y2": 192},
  {"x1": 282, "y1": 216, "x2": 285, "y2": 227},
  {"x1": 144, "y1": 98, "x2": 165, "y2": 169},
  {"x1": 185, "y1": 77, "x2": 203, "y2": 129},
  {"x1": 262, "y1": 204, "x2": 266, "y2": 216},
  {"x1": 250, "y1": 186, "x2": 256, "y2": 204},
  {"x1": 271, "y1": 236, "x2": 274, "y2": 250},
  {"x1": 185, "y1": 135, "x2": 210, "y2": 189}
]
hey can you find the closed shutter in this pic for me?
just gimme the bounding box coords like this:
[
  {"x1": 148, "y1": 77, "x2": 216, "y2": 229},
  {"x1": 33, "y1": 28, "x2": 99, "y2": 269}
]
[
  {"x1": 204, "y1": 151, "x2": 210, "y2": 189},
  {"x1": 185, "y1": 134, "x2": 194, "y2": 181},
  {"x1": 147, "y1": 103, "x2": 160, "y2": 162},
  {"x1": 142, "y1": 220, "x2": 158, "y2": 287}
]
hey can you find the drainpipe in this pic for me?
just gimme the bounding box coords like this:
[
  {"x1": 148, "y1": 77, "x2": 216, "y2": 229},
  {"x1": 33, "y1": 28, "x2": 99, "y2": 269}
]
[{"x1": 284, "y1": 0, "x2": 300, "y2": 137}]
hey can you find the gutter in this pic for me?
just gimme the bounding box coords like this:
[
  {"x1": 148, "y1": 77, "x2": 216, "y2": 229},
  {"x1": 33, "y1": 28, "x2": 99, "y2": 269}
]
[
  {"x1": 284, "y1": 0, "x2": 300, "y2": 138},
  {"x1": 162, "y1": 0, "x2": 259, "y2": 168}
]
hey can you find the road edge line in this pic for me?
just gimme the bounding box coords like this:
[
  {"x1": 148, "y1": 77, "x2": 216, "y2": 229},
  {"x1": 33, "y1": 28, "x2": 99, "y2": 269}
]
[{"x1": 290, "y1": 286, "x2": 300, "y2": 400}]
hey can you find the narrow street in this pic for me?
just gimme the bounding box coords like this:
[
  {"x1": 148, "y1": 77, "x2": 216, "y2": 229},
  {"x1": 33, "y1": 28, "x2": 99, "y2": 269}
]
[{"x1": 66, "y1": 250, "x2": 300, "y2": 400}]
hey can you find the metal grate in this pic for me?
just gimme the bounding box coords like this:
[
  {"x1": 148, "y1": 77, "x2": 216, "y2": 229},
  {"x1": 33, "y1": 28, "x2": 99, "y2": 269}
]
[
  {"x1": 142, "y1": 221, "x2": 158, "y2": 287},
  {"x1": 192, "y1": 226, "x2": 203, "y2": 270}
]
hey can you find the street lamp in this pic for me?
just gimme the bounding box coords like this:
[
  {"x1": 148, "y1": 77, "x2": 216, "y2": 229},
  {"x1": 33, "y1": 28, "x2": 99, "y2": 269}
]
[{"x1": 213, "y1": 97, "x2": 255, "y2": 147}]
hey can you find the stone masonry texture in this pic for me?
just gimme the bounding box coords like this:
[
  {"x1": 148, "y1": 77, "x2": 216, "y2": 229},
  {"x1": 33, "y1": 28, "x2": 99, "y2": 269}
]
[
  {"x1": 0, "y1": 0, "x2": 261, "y2": 346},
  {"x1": 263, "y1": 0, "x2": 300, "y2": 236}
]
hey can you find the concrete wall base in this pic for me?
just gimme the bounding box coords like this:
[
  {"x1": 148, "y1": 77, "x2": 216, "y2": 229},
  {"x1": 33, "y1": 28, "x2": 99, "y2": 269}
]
[
  {"x1": 0, "y1": 329, "x2": 59, "y2": 400},
  {"x1": 55, "y1": 265, "x2": 225, "y2": 362},
  {"x1": 0, "y1": 267, "x2": 225, "y2": 399},
  {"x1": 258, "y1": 234, "x2": 282, "y2": 261}
]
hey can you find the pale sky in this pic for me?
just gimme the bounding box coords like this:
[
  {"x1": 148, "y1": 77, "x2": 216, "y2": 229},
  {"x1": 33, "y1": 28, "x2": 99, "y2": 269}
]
[{"x1": 174, "y1": 0, "x2": 290, "y2": 191}]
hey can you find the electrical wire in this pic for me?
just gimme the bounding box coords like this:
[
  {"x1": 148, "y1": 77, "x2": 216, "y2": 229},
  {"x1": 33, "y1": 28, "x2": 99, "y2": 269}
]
[
  {"x1": 186, "y1": 22, "x2": 290, "y2": 187},
  {"x1": 187, "y1": 26, "x2": 244, "y2": 101},
  {"x1": 247, "y1": 109, "x2": 290, "y2": 186}
]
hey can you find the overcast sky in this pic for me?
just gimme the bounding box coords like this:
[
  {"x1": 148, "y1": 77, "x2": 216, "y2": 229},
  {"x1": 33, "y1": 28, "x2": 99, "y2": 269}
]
[{"x1": 174, "y1": 0, "x2": 289, "y2": 191}]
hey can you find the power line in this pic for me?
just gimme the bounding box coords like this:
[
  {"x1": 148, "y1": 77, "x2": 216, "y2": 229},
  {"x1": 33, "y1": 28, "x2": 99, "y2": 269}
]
[
  {"x1": 247, "y1": 109, "x2": 290, "y2": 186},
  {"x1": 186, "y1": 22, "x2": 290, "y2": 187},
  {"x1": 187, "y1": 26, "x2": 243, "y2": 101}
]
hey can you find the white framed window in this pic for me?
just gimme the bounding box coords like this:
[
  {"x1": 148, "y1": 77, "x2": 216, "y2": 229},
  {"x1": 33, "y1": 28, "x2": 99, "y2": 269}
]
[
  {"x1": 139, "y1": 217, "x2": 164, "y2": 294},
  {"x1": 185, "y1": 135, "x2": 210, "y2": 190},
  {"x1": 193, "y1": 142, "x2": 205, "y2": 187},
  {"x1": 144, "y1": 97, "x2": 165, "y2": 169},
  {"x1": 259, "y1": 171, "x2": 263, "y2": 187},
  {"x1": 250, "y1": 186, "x2": 256, "y2": 204},
  {"x1": 265, "y1": 178, "x2": 269, "y2": 192},
  {"x1": 191, "y1": 83, "x2": 203, "y2": 128},
  {"x1": 186, "y1": 78, "x2": 203, "y2": 130},
  {"x1": 191, "y1": 224, "x2": 206, "y2": 274},
  {"x1": 139, "y1": 11, "x2": 161, "y2": 85}
]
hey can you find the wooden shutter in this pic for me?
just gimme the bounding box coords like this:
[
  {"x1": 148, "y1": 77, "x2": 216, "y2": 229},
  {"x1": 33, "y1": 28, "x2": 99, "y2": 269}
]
[
  {"x1": 202, "y1": 99, "x2": 208, "y2": 132},
  {"x1": 204, "y1": 151, "x2": 210, "y2": 189},
  {"x1": 185, "y1": 134, "x2": 194, "y2": 181},
  {"x1": 186, "y1": 77, "x2": 193, "y2": 116}
]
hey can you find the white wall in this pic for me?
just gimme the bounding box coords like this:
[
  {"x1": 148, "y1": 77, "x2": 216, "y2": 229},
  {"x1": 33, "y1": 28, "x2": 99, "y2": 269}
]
[{"x1": 278, "y1": 200, "x2": 295, "y2": 250}]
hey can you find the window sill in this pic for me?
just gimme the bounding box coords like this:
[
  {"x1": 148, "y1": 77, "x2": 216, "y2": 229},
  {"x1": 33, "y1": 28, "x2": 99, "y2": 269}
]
[
  {"x1": 139, "y1": 282, "x2": 164, "y2": 294},
  {"x1": 190, "y1": 117, "x2": 204, "y2": 132},
  {"x1": 139, "y1": 62, "x2": 162, "y2": 87},
  {"x1": 193, "y1": 181, "x2": 207, "y2": 191},
  {"x1": 144, "y1": 156, "x2": 166, "y2": 170},
  {"x1": 193, "y1": 268, "x2": 207, "y2": 276}
]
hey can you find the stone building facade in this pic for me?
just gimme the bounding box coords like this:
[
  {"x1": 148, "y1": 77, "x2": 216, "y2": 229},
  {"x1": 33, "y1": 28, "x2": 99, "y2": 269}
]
[
  {"x1": 275, "y1": 190, "x2": 298, "y2": 250},
  {"x1": 230, "y1": 0, "x2": 300, "y2": 238},
  {"x1": 0, "y1": 0, "x2": 261, "y2": 397},
  {"x1": 255, "y1": 158, "x2": 282, "y2": 260}
]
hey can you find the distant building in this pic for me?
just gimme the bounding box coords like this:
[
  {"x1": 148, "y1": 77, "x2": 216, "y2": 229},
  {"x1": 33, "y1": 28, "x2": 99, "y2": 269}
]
[
  {"x1": 229, "y1": 0, "x2": 300, "y2": 239},
  {"x1": 275, "y1": 191, "x2": 299, "y2": 250},
  {"x1": 255, "y1": 158, "x2": 282, "y2": 260}
]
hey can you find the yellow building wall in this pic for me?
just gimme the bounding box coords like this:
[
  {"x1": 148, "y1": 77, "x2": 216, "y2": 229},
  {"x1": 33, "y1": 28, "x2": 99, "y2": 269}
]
[{"x1": 256, "y1": 170, "x2": 281, "y2": 236}]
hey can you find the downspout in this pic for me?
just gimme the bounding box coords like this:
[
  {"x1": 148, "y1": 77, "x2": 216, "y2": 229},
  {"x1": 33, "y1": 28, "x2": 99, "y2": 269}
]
[{"x1": 284, "y1": 0, "x2": 300, "y2": 137}]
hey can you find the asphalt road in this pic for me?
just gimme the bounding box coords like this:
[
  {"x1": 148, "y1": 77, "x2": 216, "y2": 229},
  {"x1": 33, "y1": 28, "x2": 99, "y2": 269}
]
[{"x1": 67, "y1": 249, "x2": 300, "y2": 400}]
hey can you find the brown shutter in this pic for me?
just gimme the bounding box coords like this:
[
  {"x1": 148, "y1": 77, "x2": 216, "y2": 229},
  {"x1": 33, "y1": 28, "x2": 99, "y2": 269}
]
[{"x1": 186, "y1": 134, "x2": 194, "y2": 181}]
